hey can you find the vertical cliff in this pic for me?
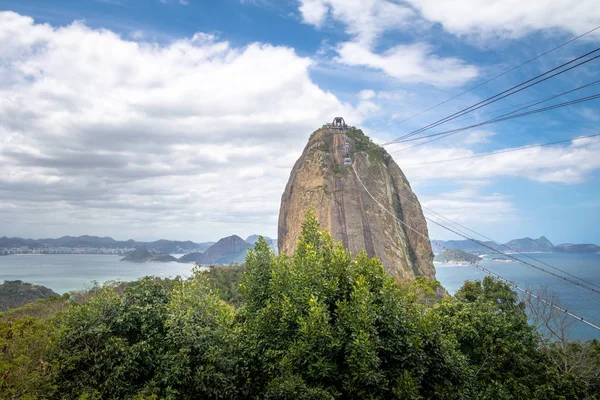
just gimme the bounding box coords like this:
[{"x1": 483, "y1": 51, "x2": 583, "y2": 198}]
[{"x1": 278, "y1": 126, "x2": 435, "y2": 281}]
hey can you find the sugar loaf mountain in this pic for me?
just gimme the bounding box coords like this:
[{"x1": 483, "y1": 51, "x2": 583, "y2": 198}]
[{"x1": 279, "y1": 119, "x2": 435, "y2": 281}]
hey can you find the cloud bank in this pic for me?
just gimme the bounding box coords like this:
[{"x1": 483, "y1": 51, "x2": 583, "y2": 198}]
[{"x1": 0, "y1": 11, "x2": 370, "y2": 240}]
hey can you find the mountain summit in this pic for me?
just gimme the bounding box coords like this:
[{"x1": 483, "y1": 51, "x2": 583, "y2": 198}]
[{"x1": 278, "y1": 123, "x2": 435, "y2": 281}]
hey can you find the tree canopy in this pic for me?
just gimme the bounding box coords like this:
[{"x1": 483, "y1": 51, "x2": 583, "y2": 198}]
[{"x1": 1, "y1": 212, "x2": 598, "y2": 399}]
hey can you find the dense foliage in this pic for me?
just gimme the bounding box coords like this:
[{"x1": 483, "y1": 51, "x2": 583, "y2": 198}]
[
  {"x1": 0, "y1": 280, "x2": 59, "y2": 312},
  {"x1": 1, "y1": 214, "x2": 598, "y2": 399}
]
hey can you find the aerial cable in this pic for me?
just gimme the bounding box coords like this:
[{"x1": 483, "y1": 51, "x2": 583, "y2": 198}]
[
  {"x1": 449, "y1": 79, "x2": 600, "y2": 125},
  {"x1": 350, "y1": 79, "x2": 600, "y2": 154},
  {"x1": 427, "y1": 240, "x2": 600, "y2": 309},
  {"x1": 389, "y1": 92, "x2": 600, "y2": 154},
  {"x1": 399, "y1": 133, "x2": 600, "y2": 166},
  {"x1": 385, "y1": 48, "x2": 600, "y2": 144},
  {"x1": 384, "y1": 49, "x2": 600, "y2": 145},
  {"x1": 392, "y1": 79, "x2": 600, "y2": 144},
  {"x1": 355, "y1": 156, "x2": 600, "y2": 293},
  {"x1": 350, "y1": 161, "x2": 600, "y2": 331},
  {"x1": 370, "y1": 24, "x2": 600, "y2": 135},
  {"x1": 417, "y1": 196, "x2": 600, "y2": 291},
  {"x1": 352, "y1": 156, "x2": 600, "y2": 296}
]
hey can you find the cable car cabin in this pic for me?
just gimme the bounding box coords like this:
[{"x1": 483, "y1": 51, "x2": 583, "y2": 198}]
[{"x1": 344, "y1": 157, "x2": 351, "y2": 166}]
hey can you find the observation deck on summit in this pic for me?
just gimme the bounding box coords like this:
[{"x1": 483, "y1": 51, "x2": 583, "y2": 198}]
[{"x1": 323, "y1": 117, "x2": 352, "y2": 130}]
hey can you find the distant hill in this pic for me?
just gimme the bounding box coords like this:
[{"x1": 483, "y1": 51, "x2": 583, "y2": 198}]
[
  {"x1": 504, "y1": 236, "x2": 554, "y2": 252},
  {"x1": 435, "y1": 249, "x2": 482, "y2": 264},
  {"x1": 433, "y1": 236, "x2": 598, "y2": 255},
  {"x1": 198, "y1": 235, "x2": 252, "y2": 265},
  {"x1": 0, "y1": 280, "x2": 59, "y2": 311},
  {"x1": 553, "y1": 243, "x2": 600, "y2": 254},
  {"x1": 0, "y1": 235, "x2": 213, "y2": 254},
  {"x1": 177, "y1": 252, "x2": 204, "y2": 263},
  {"x1": 120, "y1": 248, "x2": 177, "y2": 262},
  {"x1": 245, "y1": 235, "x2": 278, "y2": 253},
  {"x1": 431, "y1": 240, "x2": 502, "y2": 255}
]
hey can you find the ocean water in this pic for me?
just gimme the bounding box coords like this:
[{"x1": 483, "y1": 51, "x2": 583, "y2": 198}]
[
  {"x1": 0, "y1": 252, "x2": 598, "y2": 340},
  {"x1": 436, "y1": 252, "x2": 600, "y2": 341}
]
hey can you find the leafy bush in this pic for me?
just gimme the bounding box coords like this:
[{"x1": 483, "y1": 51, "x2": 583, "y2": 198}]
[{"x1": 0, "y1": 214, "x2": 598, "y2": 398}]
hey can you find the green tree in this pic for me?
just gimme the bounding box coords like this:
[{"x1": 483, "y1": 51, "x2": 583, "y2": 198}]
[
  {"x1": 157, "y1": 269, "x2": 237, "y2": 399},
  {"x1": 432, "y1": 276, "x2": 590, "y2": 399},
  {"x1": 55, "y1": 277, "x2": 170, "y2": 398},
  {"x1": 0, "y1": 297, "x2": 68, "y2": 399},
  {"x1": 235, "y1": 211, "x2": 465, "y2": 399}
]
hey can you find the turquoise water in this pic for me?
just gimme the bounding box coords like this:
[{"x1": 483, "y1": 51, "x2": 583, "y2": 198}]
[
  {"x1": 0, "y1": 252, "x2": 598, "y2": 340},
  {"x1": 436, "y1": 252, "x2": 600, "y2": 341}
]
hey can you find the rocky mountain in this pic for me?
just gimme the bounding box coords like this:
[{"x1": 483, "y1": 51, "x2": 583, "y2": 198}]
[
  {"x1": 120, "y1": 248, "x2": 177, "y2": 262},
  {"x1": 177, "y1": 252, "x2": 204, "y2": 263},
  {"x1": 0, "y1": 280, "x2": 59, "y2": 311},
  {"x1": 245, "y1": 235, "x2": 278, "y2": 253},
  {"x1": 196, "y1": 235, "x2": 252, "y2": 265},
  {"x1": 278, "y1": 125, "x2": 435, "y2": 281},
  {"x1": 435, "y1": 249, "x2": 482, "y2": 264},
  {"x1": 553, "y1": 243, "x2": 600, "y2": 254},
  {"x1": 504, "y1": 236, "x2": 554, "y2": 252}
]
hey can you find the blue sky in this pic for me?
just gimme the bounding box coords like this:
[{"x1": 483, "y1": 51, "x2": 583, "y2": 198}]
[{"x1": 0, "y1": 0, "x2": 599, "y2": 244}]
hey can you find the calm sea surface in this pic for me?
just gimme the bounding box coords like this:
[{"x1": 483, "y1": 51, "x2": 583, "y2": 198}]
[
  {"x1": 436, "y1": 252, "x2": 600, "y2": 341},
  {"x1": 0, "y1": 252, "x2": 598, "y2": 340}
]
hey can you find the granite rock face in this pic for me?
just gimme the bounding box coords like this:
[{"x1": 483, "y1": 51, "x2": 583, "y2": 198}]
[{"x1": 278, "y1": 127, "x2": 435, "y2": 281}]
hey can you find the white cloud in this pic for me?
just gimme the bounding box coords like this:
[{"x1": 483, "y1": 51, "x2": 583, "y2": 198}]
[
  {"x1": 405, "y1": 0, "x2": 600, "y2": 38},
  {"x1": 0, "y1": 11, "x2": 364, "y2": 241},
  {"x1": 422, "y1": 188, "x2": 516, "y2": 224},
  {"x1": 462, "y1": 130, "x2": 496, "y2": 144},
  {"x1": 359, "y1": 89, "x2": 376, "y2": 100},
  {"x1": 299, "y1": 0, "x2": 416, "y2": 46},
  {"x1": 337, "y1": 41, "x2": 478, "y2": 86},
  {"x1": 396, "y1": 135, "x2": 600, "y2": 184},
  {"x1": 298, "y1": 0, "x2": 478, "y2": 87},
  {"x1": 420, "y1": 185, "x2": 518, "y2": 240}
]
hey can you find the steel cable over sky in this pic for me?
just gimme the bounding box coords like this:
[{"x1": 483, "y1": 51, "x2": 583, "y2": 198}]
[
  {"x1": 402, "y1": 173, "x2": 600, "y2": 291},
  {"x1": 370, "y1": 24, "x2": 600, "y2": 135},
  {"x1": 352, "y1": 156, "x2": 600, "y2": 296},
  {"x1": 391, "y1": 78, "x2": 600, "y2": 144},
  {"x1": 388, "y1": 92, "x2": 600, "y2": 154},
  {"x1": 350, "y1": 161, "x2": 600, "y2": 332},
  {"x1": 351, "y1": 79, "x2": 600, "y2": 155},
  {"x1": 384, "y1": 49, "x2": 600, "y2": 145},
  {"x1": 393, "y1": 81, "x2": 600, "y2": 144},
  {"x1": 399, "y1": 133, "x2": 600, "y2": 166}
]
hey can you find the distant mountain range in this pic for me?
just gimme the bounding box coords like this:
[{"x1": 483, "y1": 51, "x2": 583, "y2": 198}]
[
  {"x1": 432, "y1": 236, "x2": 600, "y2": 255},
  {"x1": 116, "y1": 234, "x2": 278, "y2": 265},
  {"x1": 0, "y1": 235, "x2": 213, "y2": 254}
]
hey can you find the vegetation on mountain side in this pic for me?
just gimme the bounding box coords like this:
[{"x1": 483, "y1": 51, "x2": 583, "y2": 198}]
[
  {"x1": 120, "y1": 247, "x2": 176, "y2": 262},
  {"x1": 0, "y1": 214, "x2": 598, "y2": 399},
  {"x1": 0, "y1": 280, "x2": 59, "y2": 311},
  {"x1": 434, "y1": 249, "x2": 483, "y2": 263}
]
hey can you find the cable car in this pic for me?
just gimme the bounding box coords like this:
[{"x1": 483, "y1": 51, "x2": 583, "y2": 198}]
[{"x1": 344, "y1": 157, "x2": 351, "y2": 165}]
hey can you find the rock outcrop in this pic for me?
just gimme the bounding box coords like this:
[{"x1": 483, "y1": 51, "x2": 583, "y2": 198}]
[
  {"x1": 197, "y1": 235, "x2": 252, "y2": 265},
  {"x1": 278, "y1": 126, "x2": 435, "y2": 281},
  {"x1": 120, "y1": 247, "x2": 177, "y2": 262}
]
